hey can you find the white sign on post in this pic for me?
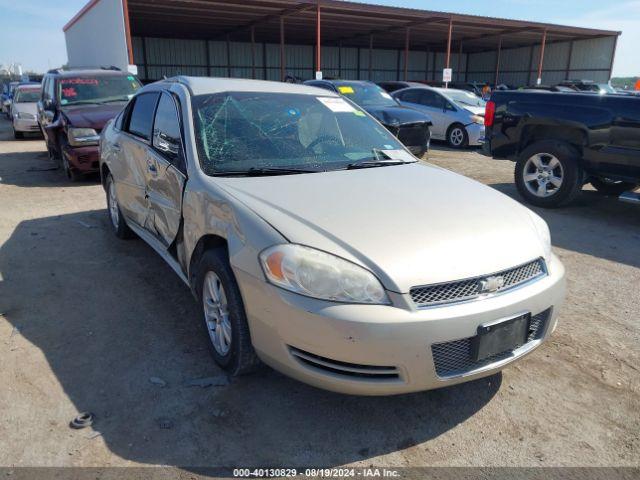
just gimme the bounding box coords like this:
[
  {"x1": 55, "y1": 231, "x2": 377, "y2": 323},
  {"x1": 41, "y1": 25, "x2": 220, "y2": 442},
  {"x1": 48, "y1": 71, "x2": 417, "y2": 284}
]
[
  {"x1": 443, "y1": 68, "x2": 453, "y2": 83},
  {"x1": 315, "y1": 71, "x2": 323, "y2": 80}
]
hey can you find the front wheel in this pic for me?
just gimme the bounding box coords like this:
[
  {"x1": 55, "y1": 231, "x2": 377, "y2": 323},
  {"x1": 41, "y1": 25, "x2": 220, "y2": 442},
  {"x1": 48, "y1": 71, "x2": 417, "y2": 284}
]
[
  {"x1": 515, "y1": 140, "x2": 583, "y2": 208},
  {"x1": 105, "y1": 173, "x2": 134, "y2": 239},
  {"x1": 447, "y1": 124, "x2": 469, "y2": 149},
  {"x1": 13, "y1": 128, "x2": 23, "y2": 139},
  {"x1": 197, "y1": 248, "x2": 261, "y2": 376},
  {"x1": 590, "y1": 178, "x2": 638, "y2": 196}
]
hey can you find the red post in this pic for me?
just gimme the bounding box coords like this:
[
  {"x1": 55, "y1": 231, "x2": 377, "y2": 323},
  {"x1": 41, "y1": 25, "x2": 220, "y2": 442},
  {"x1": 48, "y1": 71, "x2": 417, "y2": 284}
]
[
  {"x1": 315, "y1": 0, "x2": 321, "y2": 77},
  {"x1": 251, "y1": 26, "x2": 256, "y2": 80},
  {"x1": 537, "y1": 29, "x2": 547, "y2": 85},
  {"x1": 445, "y1": 17, "x2": 453, "y2": 68},
  {"x1": 403, "y1": 27, "x2": 410, "y2": 81},
  {"x1": 495, "y1": 35, "x2": 502, "y2": 86},
  {"x1": 280, "y1": 17, "x2": 285, "y2": 81},
  {"x1": 368, "y1": 34, "x2": 373, "y2": 80},
  {"x1": 121, "y1": 0, "x2": 134, "y2": 65},
  {"x1": 445, "y1": 17, "x2": 453, "y2": 87},
  {"x1": 457, "y1": 40, "x2": 462, "y2": 81}
]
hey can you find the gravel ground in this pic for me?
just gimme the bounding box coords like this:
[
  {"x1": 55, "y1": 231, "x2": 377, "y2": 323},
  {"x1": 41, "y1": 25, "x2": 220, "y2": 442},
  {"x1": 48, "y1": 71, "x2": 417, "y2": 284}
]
[{"x1": 0, "y1": 117, "x2": 638, "y2": 469}]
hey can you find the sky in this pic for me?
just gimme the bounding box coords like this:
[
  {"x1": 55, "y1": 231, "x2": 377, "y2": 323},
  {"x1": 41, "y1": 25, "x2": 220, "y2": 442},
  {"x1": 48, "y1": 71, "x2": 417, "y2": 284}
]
[{"x1": 0, "y1": 0, "x2": 637, "y2": 76}]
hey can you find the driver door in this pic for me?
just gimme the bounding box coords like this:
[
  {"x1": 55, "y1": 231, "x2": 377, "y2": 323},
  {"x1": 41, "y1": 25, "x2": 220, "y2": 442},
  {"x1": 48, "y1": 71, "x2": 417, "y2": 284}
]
[{"x1": 145, "y1": 92, "x2": 186, "y2": 247}]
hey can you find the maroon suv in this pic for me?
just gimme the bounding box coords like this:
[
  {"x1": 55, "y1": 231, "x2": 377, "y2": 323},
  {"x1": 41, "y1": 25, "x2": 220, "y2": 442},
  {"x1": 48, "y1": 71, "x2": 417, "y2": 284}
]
[{"x1": 37, "y1": 69, "x2": 142, "y2": 181}]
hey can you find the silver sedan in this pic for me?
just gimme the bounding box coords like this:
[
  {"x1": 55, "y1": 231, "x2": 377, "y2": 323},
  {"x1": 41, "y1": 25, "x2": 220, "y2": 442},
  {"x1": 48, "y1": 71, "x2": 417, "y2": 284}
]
[
  {"x1": 393, "y1": 86, "x2": 486, "y2": 148},
  {"x1": 100, "y1": 77, "x2": 565, "y2": 395}
]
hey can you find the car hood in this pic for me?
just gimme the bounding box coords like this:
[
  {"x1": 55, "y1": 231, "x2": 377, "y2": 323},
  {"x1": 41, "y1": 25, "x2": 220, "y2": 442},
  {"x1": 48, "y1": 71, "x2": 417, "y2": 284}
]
[
  {"x1": 61, "y1": 103, "x2": 126, "y2": 129},
  {"x1": 13, "y1": 102, "x2": 37, "y2": 116},
  {"x1": 364, "y1": 104, "x2": 432, "y2": 127},
  {"x1": 459, "y1": 104, "x2": 485, "y2": 116},
  {"x1": 215, "y1": 163, "x2": 546, "y2": 293}
]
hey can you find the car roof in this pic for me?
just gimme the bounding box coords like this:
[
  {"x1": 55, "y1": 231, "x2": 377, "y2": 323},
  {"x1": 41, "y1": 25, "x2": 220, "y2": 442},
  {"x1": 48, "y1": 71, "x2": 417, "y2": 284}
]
[
  {"x1": 49, "y1": 69, "x2": 130, "y2": 78},
  {"x1": 15, "y1": 83, "x2": 41, "y2": 90},
  {"x1": 431, "y1": 87, "x2": 473, "y2": 95},
  {"x1": 324, "y1": 80, "x2": 376, "y2": 87},
  {"x1": 163, "y1": 76, "x2": 340, "y2": 97}
]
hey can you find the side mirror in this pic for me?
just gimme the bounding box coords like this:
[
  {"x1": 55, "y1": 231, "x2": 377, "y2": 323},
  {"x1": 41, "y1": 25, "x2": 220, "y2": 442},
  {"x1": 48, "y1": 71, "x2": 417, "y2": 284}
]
[
  {"x1": 43, "y1": 99, "x2": 54, "y2": 111},
  {"x1": 154, "y1": 131, "x2": 180, "y2": 159}
]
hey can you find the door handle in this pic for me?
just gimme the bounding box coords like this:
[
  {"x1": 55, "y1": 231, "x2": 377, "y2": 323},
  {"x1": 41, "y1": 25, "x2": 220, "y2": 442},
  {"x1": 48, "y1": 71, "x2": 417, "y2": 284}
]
[
  {"x1": 112, "y1": 143, "x2": 121, "y2": 152},
  {"x1": 147, "y1": 160, "x2": 157, "y2": 174}
]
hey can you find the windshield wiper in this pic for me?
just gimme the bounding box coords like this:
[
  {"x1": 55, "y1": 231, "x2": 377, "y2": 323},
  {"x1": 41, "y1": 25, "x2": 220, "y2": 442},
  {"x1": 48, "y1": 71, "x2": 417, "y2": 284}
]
[
  {"x1": 99, "y1": 98, "x2": 131, "y2": 104},
  {"x1": 211, "y1": 166, "x2": 319, "y2": 177},
  {"x1": 346, "y1": 148, "x2": 416, "y2": 169},
  {"x1": 346, "y1": 159, "x2": 416, "y2": 170},
  {"x1": 62, "y1": 100, "x2": 103, "y2": 106}
]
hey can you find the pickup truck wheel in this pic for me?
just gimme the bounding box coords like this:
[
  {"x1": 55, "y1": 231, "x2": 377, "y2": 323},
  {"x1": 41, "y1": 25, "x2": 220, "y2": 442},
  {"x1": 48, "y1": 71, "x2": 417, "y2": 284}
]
[
  {"x1": 197, "y1": 249, "x2": 261, "y2": 376},
  {"x1": 515, "y1": 141, "x2": 582, "y2": 208},
  {"x1": 447, "y1": 123, "x2": 469, "y2": 149},
  {"x1": 105, "y1": 174, "x2": 134, "y2": 239},
  {"x1": 590, "y1": 178, "x2": 639, "y2": 196}
]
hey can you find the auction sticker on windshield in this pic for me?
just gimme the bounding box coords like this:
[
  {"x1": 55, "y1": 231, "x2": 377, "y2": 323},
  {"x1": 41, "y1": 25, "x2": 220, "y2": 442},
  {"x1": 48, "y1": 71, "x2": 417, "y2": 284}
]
[{"x1": 317, "y1": 96, "x2": 355, "y2": 112}]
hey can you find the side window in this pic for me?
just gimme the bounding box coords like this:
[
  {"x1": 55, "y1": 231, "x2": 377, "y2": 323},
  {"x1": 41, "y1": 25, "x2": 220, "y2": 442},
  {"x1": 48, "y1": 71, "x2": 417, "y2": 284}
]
[
  {"x1": 41, "y1": 78, "x2": 48, "y2": 101},
  {"x1": 127, "y1": 92, "x2": 159, "y2": 140},
  {"x1": 43, "y1": 77, "x2": 55, "y2": 102},
  {"x1": 397, "y1": 89, "x2": 422, "y2": 104},
  {"x1": 422, "y1": 90, "x2": 445, "y2": 109},
  {"x1": 152, "y1": 93, "x2": 184, "y2": 170}
]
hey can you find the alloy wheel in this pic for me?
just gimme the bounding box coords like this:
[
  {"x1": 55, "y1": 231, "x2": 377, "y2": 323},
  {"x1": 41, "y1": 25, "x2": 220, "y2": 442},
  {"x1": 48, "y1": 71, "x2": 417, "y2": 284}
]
[
  {"x1": 108, "y1": 181, "x2": 119, "y2": 229},
  {"x1": 203, "y1": 271, "x2": 232, "y2": 356},
  {"x1": 523, "y1": 153, "x2": 564, "y2": 198},
  {"x1": 449, "y1": 127, "x2": 465, "y2": 146}
]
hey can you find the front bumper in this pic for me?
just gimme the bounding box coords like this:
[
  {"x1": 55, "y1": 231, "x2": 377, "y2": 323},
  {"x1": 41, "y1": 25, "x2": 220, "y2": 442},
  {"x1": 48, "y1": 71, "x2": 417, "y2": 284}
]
[
  {"x1": 13, "y1": 117, "x2": 40, "y2": 133},
  {"x1": 236, "y1": 253, "x2": 565, "y2": 395},
  {"x1": 63, "y1": 144, "x2": 100, "y2": 173},
  {"x1": 466, "y1": 123, "x2": 485, "y2": 146}
]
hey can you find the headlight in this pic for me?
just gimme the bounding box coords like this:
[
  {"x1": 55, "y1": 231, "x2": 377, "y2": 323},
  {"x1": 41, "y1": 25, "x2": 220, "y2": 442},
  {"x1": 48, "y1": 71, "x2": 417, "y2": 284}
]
[
  {"x1": 259, "y1": 244, "x2": 390, "y2": 304},
  {"x1": 527, "y1": 210, "x2": 552, "y2": 260},
  {"x1": 68, "y1": 127, "x2": 99, "y2": 147},
  {"x1": 470, "y1": 115, "x2": 485, "y2": 125},
  {"x1": 17, "y1": 112, "x2": 36, "y2": 120}
]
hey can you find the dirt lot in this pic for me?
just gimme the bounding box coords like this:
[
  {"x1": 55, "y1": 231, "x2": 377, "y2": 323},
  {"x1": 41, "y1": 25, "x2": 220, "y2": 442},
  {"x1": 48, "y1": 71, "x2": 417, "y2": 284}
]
[{"x1": 0, "y1": 117, "x2": 638, "y2": 469}]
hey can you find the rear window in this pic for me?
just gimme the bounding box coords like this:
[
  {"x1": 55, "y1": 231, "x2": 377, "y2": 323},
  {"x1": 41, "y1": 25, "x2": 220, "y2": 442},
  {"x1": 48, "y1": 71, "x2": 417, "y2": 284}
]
[
  {"x1": 58, "y1": 75, "x2": 141, "y2": 106},
  {"x1": 14, "y1": 89, "x2": 41, "y2": 103}
]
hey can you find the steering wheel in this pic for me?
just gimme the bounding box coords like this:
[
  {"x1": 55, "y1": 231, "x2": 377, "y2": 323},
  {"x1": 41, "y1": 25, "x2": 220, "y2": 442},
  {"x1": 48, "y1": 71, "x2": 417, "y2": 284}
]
[{"x1": 306, "y1": 135, "x2": 343, "y2": 152}]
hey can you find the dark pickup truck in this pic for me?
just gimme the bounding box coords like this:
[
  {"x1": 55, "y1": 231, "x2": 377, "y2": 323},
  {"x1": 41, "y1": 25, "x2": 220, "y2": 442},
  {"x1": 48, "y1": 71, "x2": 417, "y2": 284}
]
[{"x1": 483, "y1": 91, "x2": 640, "y2": 207}]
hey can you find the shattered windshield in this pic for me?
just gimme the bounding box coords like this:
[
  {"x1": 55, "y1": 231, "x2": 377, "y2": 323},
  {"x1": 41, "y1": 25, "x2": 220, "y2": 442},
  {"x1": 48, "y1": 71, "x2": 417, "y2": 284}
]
[{"x1": 191, "y1": 92, "x2": 409, "y2": 175}]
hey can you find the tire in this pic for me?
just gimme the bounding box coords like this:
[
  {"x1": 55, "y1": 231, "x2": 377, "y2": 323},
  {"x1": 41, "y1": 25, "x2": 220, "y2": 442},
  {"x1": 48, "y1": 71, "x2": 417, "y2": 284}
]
[
  {"x1": 515, "y1": 140, "x2": 583, "y2": 208},
  {"x1": 447, "y1": 123, "x2": 469, "y2": 148},
  {"x1": 105, "y1": 173, "x2": 134, "y2": 239},
  {"x1": 590, "y1": 177, "x2": 638, "y2": 196},
  {"x1": 62, "y1": 154, "x2": 82, "y2": 182},
  {"x1": 13, "y1": 129, "x2": 23, "y2": 140},
  {"x1": 196, "y1": 248, "x2": 261, "y2": 376}
]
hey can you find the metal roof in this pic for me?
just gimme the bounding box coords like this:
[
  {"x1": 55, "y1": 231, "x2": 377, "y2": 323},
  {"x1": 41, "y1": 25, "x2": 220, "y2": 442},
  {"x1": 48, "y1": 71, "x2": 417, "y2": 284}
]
[
  {"x1": 162, "y1": 75, "x2": 340, "y2": 95},
  {"x1": 124, "y1": 0, "x2": 620, "y2": 52}
]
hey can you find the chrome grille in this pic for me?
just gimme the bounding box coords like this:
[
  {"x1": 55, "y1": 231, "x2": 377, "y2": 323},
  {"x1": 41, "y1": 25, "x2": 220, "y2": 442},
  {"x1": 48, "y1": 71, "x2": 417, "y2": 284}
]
[
  {"x1": 431, "y1": 309, "x2": 551, "y2": 378},
  {"x1": 410, "y1": 258, "x2": 546, "y2": 307}
]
